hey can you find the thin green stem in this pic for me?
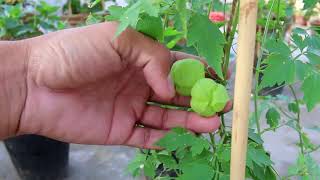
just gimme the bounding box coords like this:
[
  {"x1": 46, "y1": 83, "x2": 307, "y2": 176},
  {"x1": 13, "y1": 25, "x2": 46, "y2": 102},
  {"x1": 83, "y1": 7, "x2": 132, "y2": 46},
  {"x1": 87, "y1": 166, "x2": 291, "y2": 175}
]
[
  {"x1": 209, "y1": 133, "x2": 216, "y2": 154},
  {"x1": 207, "y1": 0, "x2": 214, "y2": 16},
  {"x1": 275, "y1": 0, "x2": 281, "y2": 39},
  {"x1": 223, "y1": 0, "x2": 239, "y2": 81},
  {"x1": 219, "y1": 114, "x2": 226, "y2": 137},
  {"x1": 253, "y1": 0, "x2": 276, "y2": 135},
  {"x1": 289, "y1": 85, "x2": 304, "y2": 154},
  {"x1": 253, "y1": 92, "x2": 262, "y2": 134},
  {"x1": 146, "y1": 101, "x2": 191, "y2": 111}
]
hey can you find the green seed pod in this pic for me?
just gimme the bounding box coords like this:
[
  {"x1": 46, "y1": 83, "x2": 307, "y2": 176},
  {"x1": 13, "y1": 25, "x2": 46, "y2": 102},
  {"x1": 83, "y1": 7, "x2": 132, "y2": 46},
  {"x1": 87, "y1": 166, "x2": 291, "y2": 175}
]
[
  {"x1": 191, "y1": 78, "x2": 218, "y2": 117},
  {"x1": 210, "y1": 84, "x2": 230, "y2": 112},
  {"x1": 191, "y1": 78, "x2": 230, "y2": 117},
  {"x1": 170, "y1": 59, "x2": 205, "y2": 96}
]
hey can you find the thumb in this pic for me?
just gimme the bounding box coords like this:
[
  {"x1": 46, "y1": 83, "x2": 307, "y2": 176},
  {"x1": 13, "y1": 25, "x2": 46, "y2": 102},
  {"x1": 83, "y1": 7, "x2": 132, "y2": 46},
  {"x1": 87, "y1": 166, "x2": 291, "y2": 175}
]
[{"x1": 111, "y1": 24, "x2": 175, "y2": 100}]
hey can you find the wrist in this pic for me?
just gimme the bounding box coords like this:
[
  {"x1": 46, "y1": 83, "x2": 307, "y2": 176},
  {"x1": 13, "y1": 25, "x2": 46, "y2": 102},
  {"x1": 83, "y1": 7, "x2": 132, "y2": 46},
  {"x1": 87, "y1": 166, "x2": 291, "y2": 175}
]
[{"x1": 0, "y1": 40, "x2": 29, "y2": 139}]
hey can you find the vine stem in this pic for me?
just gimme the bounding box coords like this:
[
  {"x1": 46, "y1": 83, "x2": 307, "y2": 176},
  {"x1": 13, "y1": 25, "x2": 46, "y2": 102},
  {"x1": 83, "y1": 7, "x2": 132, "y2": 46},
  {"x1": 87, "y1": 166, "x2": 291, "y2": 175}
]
[
  {"x1": 223, "y1": 0, "x2": 239, "y2": 81},
  {"x1": 253, "y1": 0, "x2": 277, "y2": 135},
  {"x1": 146, "y1": 101, "x2": 191, "y2": 111},
  {"x1": 207, "y1": 0, "x2": 214, "y2": 16},
  {"x1": 289, "y1": 85, "x2": 304, "y2": 154}
]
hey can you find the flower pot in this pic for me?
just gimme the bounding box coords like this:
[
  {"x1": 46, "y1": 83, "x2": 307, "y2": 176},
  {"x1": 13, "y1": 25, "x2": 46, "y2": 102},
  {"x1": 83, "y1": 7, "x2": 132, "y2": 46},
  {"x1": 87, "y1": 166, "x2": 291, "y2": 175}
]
[{"x1": 4, "y1": 135, "x2": 69, "y2": 180}]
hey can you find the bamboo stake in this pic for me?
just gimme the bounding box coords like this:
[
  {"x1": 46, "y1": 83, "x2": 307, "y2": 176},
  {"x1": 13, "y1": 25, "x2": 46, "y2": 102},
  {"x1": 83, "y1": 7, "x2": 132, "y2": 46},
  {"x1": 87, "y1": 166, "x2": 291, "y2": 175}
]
[{"x1": 230, "y1": 0, "x2": 258, "y2": 180}]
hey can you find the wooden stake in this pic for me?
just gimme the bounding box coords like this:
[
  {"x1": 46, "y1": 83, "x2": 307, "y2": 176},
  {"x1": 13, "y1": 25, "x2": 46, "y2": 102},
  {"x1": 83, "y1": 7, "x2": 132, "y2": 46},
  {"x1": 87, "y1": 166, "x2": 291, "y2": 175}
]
[{"x1": 230, "y1": 0, "x2": 258, "y2": 180}]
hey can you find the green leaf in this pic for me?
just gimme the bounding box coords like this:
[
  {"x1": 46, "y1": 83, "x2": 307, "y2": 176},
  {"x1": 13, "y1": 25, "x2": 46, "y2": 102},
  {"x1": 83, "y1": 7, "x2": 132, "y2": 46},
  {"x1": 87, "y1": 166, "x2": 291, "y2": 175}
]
[
  {"x1": 306, "y1": 34, "x2": 320, "y2": 50},
  {"x1": 190, "y1": 138, "x2": 210, "y2": 156},
  {"x1": 105, "y1": 6, "x2": 127, "y2": 21},
  {"x1": 115, "y1": 2, "x2": 141, "y2": 36},
  {"x1": 292, "y1": 33, "x2": 307, "y2": 51},
  {"x1": 218, "y1": 145, "x2": 231, "y2": 162},
  {"x1": 288, "y1": 153, "x2": 320, "y2": 178},
  {"x1": 260, "y1": 54, "x2": 295, "y2": 88},
  {"x1": 303, "y1": 0, "x2": 318, "y2": 9},
  {"x1": 86, "y1": 13, "x2": 103, "y2": 25},
  {"x1": 156, "y1": 154, "x2": 178, "y2": 169},
  {"x1": 304, "y1": 154, "x2": 320, "y2": 178},
  {"x1": 114, "y1": 0, "x2": 160, "y2": 36},
  {"x1": 144, "y1": 159, "x2": 156, "y2": 178},
  {"x1": 178, "y1": 163, "x2": 214, "y2": 180},
  {"x1": 187, "y1": 14, "x2": 225, "y2": 78},
  {"x1": 248, "y1": 129, "x2": 264, "y2": 144},
  {"x1": 295, "y1": 61, "x2": 314, "y2": 81},
  {"x1": 301, "y1": 73, "x2": 320, "y2": 111},
  {"x1": 136, "y1": 14, "x2": 163, "y2": 41},
  {"x1": 247, "y1": 144, "x2": 274, "y2": 169},
  {"x1": 301, "y1": 132, "x2": 316, "y2": 150},
  {"x1": 156, "y1": 127, "x2": 209, "y2": 156},
  {"x1": 288, "y1": 102, "x2": 299, "y2": 113},
  {"x1": 266, "y1": 108, "x2": 280, "y2": 129},
  {"x1": 127, "y1": 153, "x2": 147, "y2": 177},
  {"x1": 264, "y1": 38, "x2": 291, "y2": 56},
  {"x1": 306, "y1": 52, "x2": 320, "y2": 65}
]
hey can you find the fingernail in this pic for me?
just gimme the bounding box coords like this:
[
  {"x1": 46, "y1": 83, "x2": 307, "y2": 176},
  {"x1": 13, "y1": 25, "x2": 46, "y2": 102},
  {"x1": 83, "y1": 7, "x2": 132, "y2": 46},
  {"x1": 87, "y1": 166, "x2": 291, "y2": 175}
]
[{"x1": 167, "y1": 76, "x2": 175, "y2": 98}]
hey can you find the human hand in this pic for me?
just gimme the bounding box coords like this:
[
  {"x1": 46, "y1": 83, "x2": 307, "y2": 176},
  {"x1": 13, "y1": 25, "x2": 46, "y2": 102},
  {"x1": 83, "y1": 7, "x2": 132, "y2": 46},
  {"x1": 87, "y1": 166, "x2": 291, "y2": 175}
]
[{"x1": 19, "y1": 22, "x2": 231, "y2": 148}]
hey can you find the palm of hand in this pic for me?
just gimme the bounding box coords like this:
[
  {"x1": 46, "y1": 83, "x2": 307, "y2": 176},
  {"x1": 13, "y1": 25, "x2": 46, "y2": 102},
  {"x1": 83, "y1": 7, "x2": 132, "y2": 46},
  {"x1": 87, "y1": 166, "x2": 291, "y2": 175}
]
[{"x1": 20, "y1": 23, "x2": 222, "y2": 148}]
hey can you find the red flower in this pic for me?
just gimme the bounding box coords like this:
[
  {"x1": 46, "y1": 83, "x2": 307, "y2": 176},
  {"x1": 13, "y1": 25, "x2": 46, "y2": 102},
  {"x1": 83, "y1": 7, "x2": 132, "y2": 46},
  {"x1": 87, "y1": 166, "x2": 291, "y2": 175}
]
[{"x1": 209, "y1": 12, "x2": 225, "y2": 23}]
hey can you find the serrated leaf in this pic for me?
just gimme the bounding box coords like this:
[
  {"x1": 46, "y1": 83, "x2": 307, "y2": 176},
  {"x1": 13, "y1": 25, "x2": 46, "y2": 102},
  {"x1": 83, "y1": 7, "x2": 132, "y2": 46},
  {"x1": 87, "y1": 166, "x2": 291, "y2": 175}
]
[
  {"x1": 266, "y1": 108, "x2": 280, "y2": 129},
  {"x1": 190, "y1": 138, "x2": 210, "y2": 156},
  {"x1": 264, "y1": 38, "x2": 291, "y2": 56},
  {"x1": 114, "y1": 0, "x2": 160, "y2": 36},
  {"x1": 260, "y1": 54, "x2": 295, "y2": 89},
  {"x1": 105, "y1": 6, "x2": 127, "y2": 21},
  {"x1": 156, "y1": 127, "x2": 209, "y2": 156},
  {"x1": 140, "y1": 0, "x2": 160, "y2": 17},
  {"x1": 136, "y1": 14, "x2": 163, "y2": 41},
  {"x1": 115, "y1": 3, "x2": 141, "y2": 36},
  {"x1": 187, "y1": 14, "x2": 225, "y2": 78},
  {"x1": 178, "y1": 163, "x2": 214, "y2": 180},
  {"x1": 301, "y1": 73, "x2": 320, "y2": 111},
  {"x1": 156, "y1": 154, "x2": 177, "y2": 169}
]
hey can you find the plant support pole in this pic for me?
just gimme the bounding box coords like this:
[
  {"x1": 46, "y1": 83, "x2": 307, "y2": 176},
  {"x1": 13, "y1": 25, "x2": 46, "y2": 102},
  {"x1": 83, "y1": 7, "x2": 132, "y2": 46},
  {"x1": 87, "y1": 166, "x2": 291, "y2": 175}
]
[{"x1": 230, "y1": 0, "x2": 258, "y2": 180}]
